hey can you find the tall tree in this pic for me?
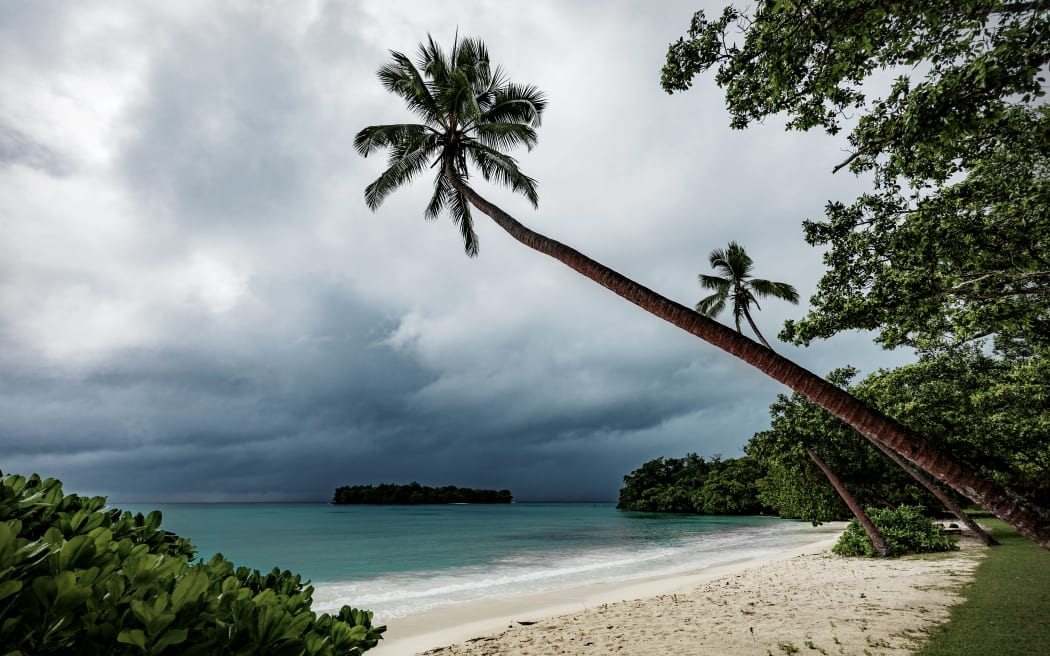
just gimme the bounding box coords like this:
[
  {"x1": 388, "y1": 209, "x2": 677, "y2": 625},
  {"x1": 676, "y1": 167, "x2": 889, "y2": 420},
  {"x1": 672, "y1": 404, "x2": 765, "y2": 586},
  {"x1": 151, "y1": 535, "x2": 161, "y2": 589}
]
[
  {"x1": 807, "y1": 447, "x2": 891, "y2": 557},
  {"x1": 696, "y1": 241, "x2": 799, "y2": 348},
  {"x1": 354, "y1": 35, "x2": 1050, "y2": 548},
  {"x1": 662, "y1": 2, "x2": 1050, "y2": 352},
  {"x1": 693, "y1": 247, "x2": 887, "y2": 540}
]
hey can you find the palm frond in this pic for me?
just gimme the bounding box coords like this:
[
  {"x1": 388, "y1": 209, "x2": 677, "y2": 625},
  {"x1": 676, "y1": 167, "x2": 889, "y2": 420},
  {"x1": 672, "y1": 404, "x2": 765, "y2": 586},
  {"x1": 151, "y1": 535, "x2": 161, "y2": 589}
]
[
  {"x1": 354, "y1": 123, "x2": 431, "y2": 157},
  {"x1": 723, "y1": 241, "x2": 754, "y2": 277},
  {"x1": 448, "y1": 185, "x2": 479, "y2": 256},
  {"x1": 425, "y1": 172, "x2": 457, "y2": 221},
  {"x1": 484, "y1": 83, "x2": 547, "y2": 127},
  {"x1": 456, "y1": 37, "x2": 492, "y2": 89},
  {"x1": 474, "y1": 122, "x2": 539, "y2": 152},
  {"x1": 419, "y1": 35, "x2": 449, "y2": 85},
  {"x1": 467, "y1": 145, "x2": 539, "y2": 207},
  {"x1": 731, "y1": 298, "x2": 746, "y2": 333},
  {"x1": 695, "y1": 293, "x2": 726, "y2": 318},
  {"x1": 698, "y1": 273, "x2": 731, "y2": 293},
  {"x1": 749, "y1": 278, "x2": 800, "y2": 303},
  {"x1": 378, "y1": 52, "x2": 442, "y2": 125},
  {"x1": 364, "y1": 139, "x2": 438, "y2": 210}
]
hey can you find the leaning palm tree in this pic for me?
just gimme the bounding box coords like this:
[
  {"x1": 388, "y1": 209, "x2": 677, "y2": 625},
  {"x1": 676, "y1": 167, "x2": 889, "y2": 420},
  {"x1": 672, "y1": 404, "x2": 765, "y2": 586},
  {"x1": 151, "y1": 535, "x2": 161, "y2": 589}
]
[
  {"x1": 696, "y1": 242, "x2": 798, "y2": 349},
  {"x1": 354, "y1": 35, "x2": 1050, "y2": 549},
  {"x1": 696, "y1": 251, "x2": 888, "y2": 548}
]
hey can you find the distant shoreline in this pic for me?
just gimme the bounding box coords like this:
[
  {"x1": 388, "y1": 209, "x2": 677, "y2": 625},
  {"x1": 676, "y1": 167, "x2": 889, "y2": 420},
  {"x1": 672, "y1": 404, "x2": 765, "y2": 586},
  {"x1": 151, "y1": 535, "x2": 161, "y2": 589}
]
[{"x1": 332, "y1": 483, "x2": 513, "y2": 505}]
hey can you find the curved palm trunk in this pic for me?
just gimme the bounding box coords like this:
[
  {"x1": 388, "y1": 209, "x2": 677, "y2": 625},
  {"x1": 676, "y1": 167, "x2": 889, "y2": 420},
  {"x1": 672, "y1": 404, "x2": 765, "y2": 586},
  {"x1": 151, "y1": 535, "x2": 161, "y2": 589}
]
[
  {"x1": 869, "y1": 439, "x2": 998, "y2": 546},
  {"x1": 806, "y1": 448, "x2": 891, "y2": 557},
  {"x1": 450, "y1": 172, "x2": 1050, "y2": 550},
  {"x1": 742, "y1": 306, "x2": 773, "y2": 349},
  {"x1": 742, "y1": 316, "x2": 991, "y2": 545}
]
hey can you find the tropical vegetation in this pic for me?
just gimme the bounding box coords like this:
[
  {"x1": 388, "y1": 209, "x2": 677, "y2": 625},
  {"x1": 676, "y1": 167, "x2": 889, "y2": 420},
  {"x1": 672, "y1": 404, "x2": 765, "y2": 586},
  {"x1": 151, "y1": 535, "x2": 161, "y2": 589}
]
[
  {"x1": 621, "y1": 346, "x2": 1049, "y2": 534},
  {"x1": 831, "y1": 505, "x2": 958, "y2": 557},
  {"x1": 332, "y1": 483, "x2": 512, "y2": 505},
  {"x1": 0, "y1": 472, "x2": 385, "y2": 655},
  {"x1": 355, "y1": 33, "x2": 1050, "y2": 548},
  {"x1": 617, "y1": 454, "x2": 770, "y2": 515},
  {"x1": 663, "y1": 1, "x2": 1050, "y2": 355}
]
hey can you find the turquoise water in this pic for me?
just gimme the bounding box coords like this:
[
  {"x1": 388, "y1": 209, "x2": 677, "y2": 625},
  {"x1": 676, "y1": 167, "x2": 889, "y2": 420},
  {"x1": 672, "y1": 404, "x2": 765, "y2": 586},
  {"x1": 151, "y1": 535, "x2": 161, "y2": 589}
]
[{"x1": 117, "y1": 503, "x2": 837, "y2": 620}]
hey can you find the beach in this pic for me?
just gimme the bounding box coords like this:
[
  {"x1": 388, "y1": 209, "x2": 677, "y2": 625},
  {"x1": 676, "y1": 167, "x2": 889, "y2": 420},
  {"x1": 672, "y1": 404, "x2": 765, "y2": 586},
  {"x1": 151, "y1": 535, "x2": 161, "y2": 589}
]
[{"x1": 375, "y1": 533, "x2": 984, "y2": 656}]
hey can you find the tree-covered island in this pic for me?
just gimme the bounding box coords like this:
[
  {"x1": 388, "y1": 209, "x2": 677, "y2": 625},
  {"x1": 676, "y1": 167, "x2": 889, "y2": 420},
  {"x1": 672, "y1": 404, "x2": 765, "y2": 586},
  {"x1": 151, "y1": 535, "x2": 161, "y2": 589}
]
[{"x1": 332, "y1": 483, "x2": 512, "y2": 505}]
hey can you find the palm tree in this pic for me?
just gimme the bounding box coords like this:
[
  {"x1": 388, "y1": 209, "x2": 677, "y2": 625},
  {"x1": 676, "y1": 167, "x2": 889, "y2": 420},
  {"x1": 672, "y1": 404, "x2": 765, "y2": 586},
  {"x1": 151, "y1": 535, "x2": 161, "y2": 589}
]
[
  {"x1": 354, "y1": 35, "x2": 1050, "y2": 549},
  {"x1": 806, "y1": 448, "x2": 892, "y2": 557},
  {"x1": 696, "y1": 242, "x2": 798, "y2": 349},
  {"x1": 696, "y1": 254, "x2": 887, "y2": 548}
]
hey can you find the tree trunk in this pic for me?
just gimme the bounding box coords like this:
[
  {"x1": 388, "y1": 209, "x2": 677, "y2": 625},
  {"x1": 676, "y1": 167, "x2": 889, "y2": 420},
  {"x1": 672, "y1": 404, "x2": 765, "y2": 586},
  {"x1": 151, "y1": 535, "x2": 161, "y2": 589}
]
[
  {"x1": 806, "y1": 448, "x2": 892, "y2": 557},
  {"x1": 742, "y1": 306, "x2": 773, "y2": 349},
  {"x1": 869, "y1": 439, "x2": 998, "y2": 546},
  {"x1": 743, "y1": 316, "x2": 992, "y2": 545},
  {"x1": 450, "y1": 172, "x2": 1050, "y2": 550}
]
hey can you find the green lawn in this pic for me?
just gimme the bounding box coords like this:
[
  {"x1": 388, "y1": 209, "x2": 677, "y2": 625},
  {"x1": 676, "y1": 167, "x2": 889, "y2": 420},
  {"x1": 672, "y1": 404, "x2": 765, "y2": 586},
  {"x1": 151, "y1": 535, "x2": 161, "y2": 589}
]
[{"x1": 915, "y1": 520, "x2": 1050, "y2": 656}]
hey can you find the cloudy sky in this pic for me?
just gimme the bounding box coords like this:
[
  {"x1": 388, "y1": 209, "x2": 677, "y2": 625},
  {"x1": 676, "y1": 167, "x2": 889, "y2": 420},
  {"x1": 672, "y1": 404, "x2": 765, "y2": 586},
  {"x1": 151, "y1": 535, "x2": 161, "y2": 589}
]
[{"x1": 1, "y1": 1, "x2": 914, "y2": 503}]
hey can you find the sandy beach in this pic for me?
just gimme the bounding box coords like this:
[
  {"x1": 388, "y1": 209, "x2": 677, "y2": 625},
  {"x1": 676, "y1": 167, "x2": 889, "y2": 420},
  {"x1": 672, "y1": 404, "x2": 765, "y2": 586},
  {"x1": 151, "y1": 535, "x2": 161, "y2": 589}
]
[{"x1": 372, "y1": 531, "x2": 984, "y2": 656}]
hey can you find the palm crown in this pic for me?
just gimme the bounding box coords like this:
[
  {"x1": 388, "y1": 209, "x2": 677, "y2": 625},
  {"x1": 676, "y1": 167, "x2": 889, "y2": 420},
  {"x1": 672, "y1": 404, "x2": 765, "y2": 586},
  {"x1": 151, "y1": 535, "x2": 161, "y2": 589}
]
[
  {"x1": 696, "y1": 241, "x2": 799, "y2": 348},
  {"x1": 354, "y1": 35, "x2": 547, "y2": 256}
]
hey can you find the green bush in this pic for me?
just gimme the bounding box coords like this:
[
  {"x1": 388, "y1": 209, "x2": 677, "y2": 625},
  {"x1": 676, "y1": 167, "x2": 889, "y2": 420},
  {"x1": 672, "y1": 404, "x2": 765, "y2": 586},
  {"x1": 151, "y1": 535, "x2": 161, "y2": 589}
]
[
  {"x1": 832, "y1": 505, "x2": 959, "y2": 557},
  {"x1": 0, "y1": 471, "x2": 385, "y2": 655}
]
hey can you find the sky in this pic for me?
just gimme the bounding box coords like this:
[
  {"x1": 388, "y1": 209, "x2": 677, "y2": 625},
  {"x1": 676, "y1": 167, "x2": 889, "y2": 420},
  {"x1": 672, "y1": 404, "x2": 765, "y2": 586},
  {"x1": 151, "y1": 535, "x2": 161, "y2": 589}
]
[{"x1": 0, "y1": 1, "x2": 915, "y2": 503}]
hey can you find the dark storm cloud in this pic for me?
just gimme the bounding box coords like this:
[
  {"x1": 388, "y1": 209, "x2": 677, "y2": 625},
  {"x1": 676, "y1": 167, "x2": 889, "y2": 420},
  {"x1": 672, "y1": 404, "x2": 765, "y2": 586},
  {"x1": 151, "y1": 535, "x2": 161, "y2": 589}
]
[{"x1": 0, "y1": 1, "x2": 915, "y2": 504}]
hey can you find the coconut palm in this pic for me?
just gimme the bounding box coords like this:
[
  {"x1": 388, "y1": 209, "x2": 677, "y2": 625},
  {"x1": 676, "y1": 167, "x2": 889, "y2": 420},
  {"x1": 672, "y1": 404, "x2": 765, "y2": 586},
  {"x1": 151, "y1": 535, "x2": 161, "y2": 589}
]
[
  {"x1": 696, "y1": 242, "x2": 799, "y2": 349},
  {"x1": 354, "y1": 35, "x2": 1050, "y2": 549},
  {"x1": 695, "y1": 250, "x2": 886, "y2": 545}
]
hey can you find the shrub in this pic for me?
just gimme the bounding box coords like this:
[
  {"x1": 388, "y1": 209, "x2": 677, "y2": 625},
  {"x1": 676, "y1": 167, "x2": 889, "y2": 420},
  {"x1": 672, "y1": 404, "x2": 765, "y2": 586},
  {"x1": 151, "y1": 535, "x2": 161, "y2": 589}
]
[
  {"x1": 0, "y1": 471, "x2": 385, "y2": 655},
  {"x1": 832, "y1": 505, "x2": 959, "y2": 557}
]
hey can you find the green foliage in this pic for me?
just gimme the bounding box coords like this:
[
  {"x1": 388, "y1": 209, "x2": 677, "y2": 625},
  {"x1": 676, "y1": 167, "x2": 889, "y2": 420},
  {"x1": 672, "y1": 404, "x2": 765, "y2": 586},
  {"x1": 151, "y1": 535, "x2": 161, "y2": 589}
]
[
  {"x1": 0, "y1": 471, "x2": 385, "y2": 655},
  {"x1": 832, "y1": 506, "x2": 958, "y2": 557},
  {"x1": 915, "y1": 520, "x2": 1050, "y2": 656},
  {"x1": 855, "y1": 346, "x2": 1050, "y2": 507},
  {"x1": 747, "y1": 368, "x2": 938, "y2": 524},
  {"x1": 332, "y1": 483, "x2": 512, "y2": 505},
  {"x1": 617, "y1": 454, "x2": 771, "y2": 515},
  {"x1": 664, "y1": 2, "x2": 1050, "y2": 350}
]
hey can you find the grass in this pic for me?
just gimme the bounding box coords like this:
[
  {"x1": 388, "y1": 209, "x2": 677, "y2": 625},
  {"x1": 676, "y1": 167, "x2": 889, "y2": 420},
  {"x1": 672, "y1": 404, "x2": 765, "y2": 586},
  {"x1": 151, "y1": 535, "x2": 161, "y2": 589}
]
[{"x1": 914, "y1": 519, "x2": 1050, "y2": 656}]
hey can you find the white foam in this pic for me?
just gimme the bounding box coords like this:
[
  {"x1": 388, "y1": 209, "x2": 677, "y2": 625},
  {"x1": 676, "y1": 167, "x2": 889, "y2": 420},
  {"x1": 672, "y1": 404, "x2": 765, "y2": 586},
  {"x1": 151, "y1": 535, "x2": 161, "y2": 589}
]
[{"x1": 312, "y1": 521, "x2": 831, "y2": 620}]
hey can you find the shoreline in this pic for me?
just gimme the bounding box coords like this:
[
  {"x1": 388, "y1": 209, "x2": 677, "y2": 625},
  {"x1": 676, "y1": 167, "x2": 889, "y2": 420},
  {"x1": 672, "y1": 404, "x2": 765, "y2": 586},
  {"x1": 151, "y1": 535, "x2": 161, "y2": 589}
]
[
  {"x1": 373, "y1": 526, "x2": 848, "y2": 655},
  {"x1": 373, "y1": 531, "x2": 984, "y2": 656}
]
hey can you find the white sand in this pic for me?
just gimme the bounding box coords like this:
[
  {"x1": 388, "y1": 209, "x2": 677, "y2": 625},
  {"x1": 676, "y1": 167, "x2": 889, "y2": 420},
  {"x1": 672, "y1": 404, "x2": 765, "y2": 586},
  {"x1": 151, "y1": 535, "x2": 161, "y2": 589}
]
[{"x1": 370, "y1": 532, "x2": 984, "y2": 656}]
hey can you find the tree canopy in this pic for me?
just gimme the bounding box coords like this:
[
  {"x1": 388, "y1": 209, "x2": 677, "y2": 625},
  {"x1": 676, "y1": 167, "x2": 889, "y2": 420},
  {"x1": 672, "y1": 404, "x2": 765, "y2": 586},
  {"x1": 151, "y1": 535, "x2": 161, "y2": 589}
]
[
  {"x1": 663, "y1": 1, "x2": 1050, "y2": 351},
  {"x1": 617, "y1": 454, "x2": 771, "y2": 515},
  {"x1": 747, "y1": 368, "x2": 940, "y2": 524},
  {"x1": 355, "y1": 35, "x2": 545, "y2": 256}
]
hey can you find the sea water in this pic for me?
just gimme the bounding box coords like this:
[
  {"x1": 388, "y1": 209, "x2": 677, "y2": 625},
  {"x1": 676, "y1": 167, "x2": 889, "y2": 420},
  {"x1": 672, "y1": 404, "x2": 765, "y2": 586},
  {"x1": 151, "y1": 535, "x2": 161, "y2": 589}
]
[{"x1": 115, "y1": 503, "x2": 839, "y2": 621}]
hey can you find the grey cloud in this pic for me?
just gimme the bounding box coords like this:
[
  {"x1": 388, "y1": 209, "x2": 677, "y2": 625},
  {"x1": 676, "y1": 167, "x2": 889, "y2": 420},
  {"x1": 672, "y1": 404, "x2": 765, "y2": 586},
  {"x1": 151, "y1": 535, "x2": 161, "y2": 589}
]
[{"x1": 0, "y1": 1, "x2": 914, "y2": 504}]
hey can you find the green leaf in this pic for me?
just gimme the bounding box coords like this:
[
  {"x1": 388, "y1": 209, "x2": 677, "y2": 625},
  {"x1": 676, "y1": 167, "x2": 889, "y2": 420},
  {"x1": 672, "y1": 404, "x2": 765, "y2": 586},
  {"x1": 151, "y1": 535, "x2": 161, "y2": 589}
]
[
  {"x1": 118, "y1": 628, "x2": 148, "y2": 652},
  {"x1": 0, "y1": 579, "x2": 22, "y2": 602},
  {"x1": 152, "y1": 627, "x2": 188, "y2": 653},
  {"x1": 58, "y1": 534, "x2": 96, "y2": 570},
  {"x1": 171, "y1": 569, "x2": 209, "y2": 612}
]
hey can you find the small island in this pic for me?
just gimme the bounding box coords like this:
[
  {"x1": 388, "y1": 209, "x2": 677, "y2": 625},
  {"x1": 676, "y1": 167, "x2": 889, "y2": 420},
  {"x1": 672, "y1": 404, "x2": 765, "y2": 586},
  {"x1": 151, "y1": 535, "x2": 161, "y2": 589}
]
[{"x1": 333, "y1": 482, "x2": 513, "y2": 505}]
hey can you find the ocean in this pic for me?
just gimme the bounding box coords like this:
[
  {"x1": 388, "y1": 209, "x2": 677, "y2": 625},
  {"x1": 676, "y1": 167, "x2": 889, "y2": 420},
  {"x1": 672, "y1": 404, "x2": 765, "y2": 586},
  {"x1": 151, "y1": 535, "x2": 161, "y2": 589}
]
[{"x1": 115, "y1": 502, "x2": 840, "y2": 622}]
